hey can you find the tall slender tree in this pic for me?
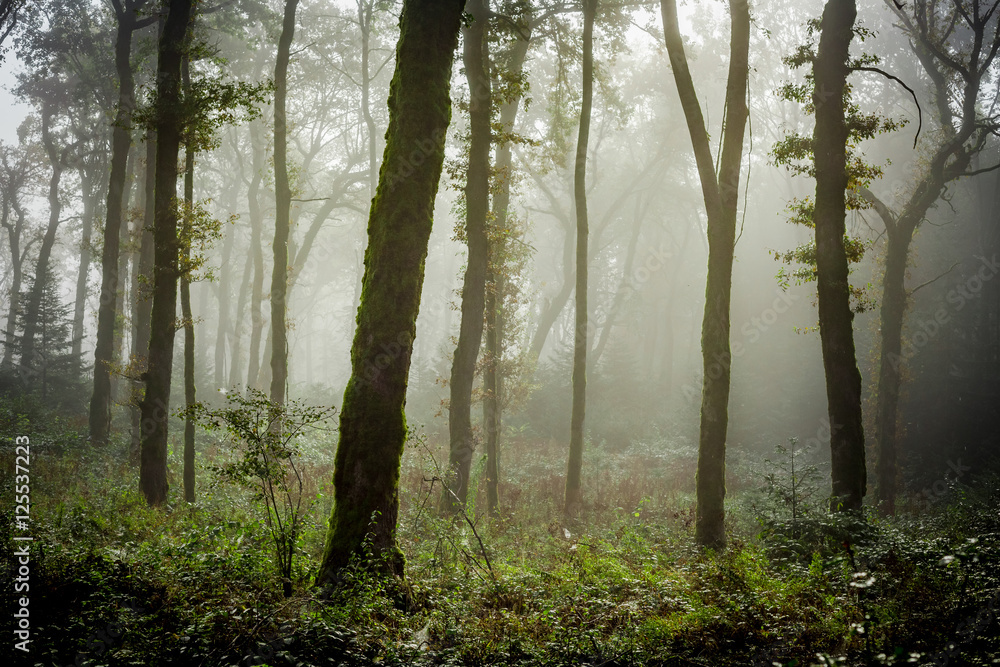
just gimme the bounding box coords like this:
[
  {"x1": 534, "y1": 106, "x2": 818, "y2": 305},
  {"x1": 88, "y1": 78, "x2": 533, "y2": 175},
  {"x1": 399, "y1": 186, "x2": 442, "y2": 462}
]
[
  {"x1": 442, "y1": 0, "x2": 492, "y2": 514},
  {"x1": 660, "y1": 0, "x2": 750, "y2": 548},
  {"x1": 812, "y1": 0, "x2": 866, "y2": 511},
  {"x1": 317, "y1": 0, "x2": 465, "y2": 584},
  {"x1": 564, "y1": 0, "x2": 597, "y2": 520},
  {"x1": 860, "y1": 0, "x2": 1000, "y2": 515},
  {"x1": 269, "y1": 0, "x2": 299, "y2": 407},
  {"x1": 138, "y1": 0, "x2": 195, "y2": 506},
  {"x1": 89, "y1": 0, "x2": 154, "y2": 445}
]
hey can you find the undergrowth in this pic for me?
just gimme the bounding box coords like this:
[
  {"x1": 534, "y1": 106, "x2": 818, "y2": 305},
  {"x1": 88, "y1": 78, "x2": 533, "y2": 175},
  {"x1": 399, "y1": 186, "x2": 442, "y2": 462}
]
[{"x1": 2, "y1": 404, "x2": 999, "y2": 667}]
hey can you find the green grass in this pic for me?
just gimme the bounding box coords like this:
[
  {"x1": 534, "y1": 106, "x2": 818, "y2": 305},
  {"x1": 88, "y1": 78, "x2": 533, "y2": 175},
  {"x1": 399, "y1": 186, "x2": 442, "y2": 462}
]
[{"x1": 2, "y1": 416, "x2": 999, "y2": 667}]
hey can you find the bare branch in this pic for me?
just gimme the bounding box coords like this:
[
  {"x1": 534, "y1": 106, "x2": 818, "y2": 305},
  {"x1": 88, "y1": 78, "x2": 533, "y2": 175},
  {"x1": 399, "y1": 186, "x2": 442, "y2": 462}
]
[{"x1": 851, "y1": 66, "x2": 923, "y2": 148}]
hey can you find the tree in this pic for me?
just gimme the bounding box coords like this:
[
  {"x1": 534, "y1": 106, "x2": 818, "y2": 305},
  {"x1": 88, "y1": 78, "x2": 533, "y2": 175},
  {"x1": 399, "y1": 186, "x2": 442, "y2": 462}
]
[
  {"x1": 812, "y1": 0, "x2": 866, "y2": 512},
  {"x1": 138, "y1": 0, "x2": 195, "y2": 507},
  {"x1": 17, "y1": 102, "x2": 74, "y2": 384},
  {"x1": 661, "y1": 0, "x2": 750, "y2": 547},
  {"x1": 564, "y1": 0, "x2": 596, "y2": 521},
  {"x1": 269, "y1": 0, "x2": 299, "y2": 407},
  {"x1": 5, "y1": 265, "x2": 87, "y2": 410},
  {"x1": 316, "y1": 0, "x2": 465, "y2": 584},
  {"x1": 0, "y1": 137, "x2": 42, "y2": 372},
  {"x1": 442, "y1": 0, "x2": 492, "y2": 515},
  {"x1": 859, "y1": 0, "x2": 1000, "y2": 515},
  {"x1": 89, "y1": 0, "x2": 155, "y2": 446}
]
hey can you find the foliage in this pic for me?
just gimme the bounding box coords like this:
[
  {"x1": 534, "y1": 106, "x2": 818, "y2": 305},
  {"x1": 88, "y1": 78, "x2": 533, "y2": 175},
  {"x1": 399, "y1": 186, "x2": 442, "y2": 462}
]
[
  {"x1": 2, "y1": 414, "x2": 999, "y2": 666},
  {"x1": 184, "y1": 389, "x2": 336, "y2": 597},
  {"x1": 0, "y1": 265, "x2": 88, "y2": 412},
  {"x1": 769, "y1": 19, "x2": 905, "y2": 315}
]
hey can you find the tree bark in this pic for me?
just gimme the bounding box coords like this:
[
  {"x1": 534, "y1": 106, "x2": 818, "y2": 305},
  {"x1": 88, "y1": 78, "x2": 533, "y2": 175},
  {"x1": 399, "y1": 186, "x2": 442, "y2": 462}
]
[
  {"x1": 71, "y1": 171, "x2": 97, "y2": 359},
  {"x1": 181, "y1": 60, "x2": 196, "y2": 504},
  {"x1": 316, "y1": 0, "x2": 464, "y2": 585},
  {"x1": 269, "y1": 0, "x2": 299, "y2": 407},
  {"x1": 662, "y1": 0, "x2": 750, "y2": 547},
  {"x1": 482, "y1": 23, "x2": 532, "y2": 518},
  {"x1": 131, "y1": 131, "x2": 156, "y2": 460},
  {"x1": 442, "y1": 0, "x2": 492, "y2": 515},
  {"x1": 138, "y1": 0, "x2": 194, "y2": 507},
  {"x1": 90, "y1": 1, "x2": 145, "y2": 445},
  {"x1": 812, "y1": 0, "x2": 866, "y2": 512},
  {"x1": 564, "y1": 0, "x2": 596, "y2": 521},
  {"x1": 246, "y1": 123, "x2": 266, "y2": 390}
]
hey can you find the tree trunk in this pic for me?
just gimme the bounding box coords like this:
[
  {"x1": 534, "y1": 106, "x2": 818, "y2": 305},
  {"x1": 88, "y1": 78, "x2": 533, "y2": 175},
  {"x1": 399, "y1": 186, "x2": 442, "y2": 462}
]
[
  {"x1": 564, "y1": 0, "x2": 596, "y2": 520},
  {"x1": 812, "y1": 0, "x2": 866, "y2": 512},
  {"x1": 20, "y1": 105, "x2": 65, "y2": 382},
  {"x1": 131, "y1": 132, "x2": 156, "y2": 460},
  {"x1": 71, "y1": 172, "x2": 97, "y2": 359},
  {"x1": 246, "y1": 124, "x2": 266, "y2": 390},
  {"x1": 181, "y1": 60, "x2": 196, "y2": 504},
  {"x1": 316, "y1": 0, "x2": 464, "y2": 585},
  {"x1": 1, "y1": 195, "x2": 26, "y2": 371},
  {"x1": 662, "y1": 0, "x2": 750, "y2": 547},
  {"x1": 269, "y1": 0, "x2": 299, "y2": 406},
  {"x1": 215, "y1": 210, "x2": 234, "y2": 390},
  {"x1": 482, "y1": 23, "x2": 531, "y2": 519},
  {"x1": 112, "y1": 144, "x2": 136, "y2": 401},
  {"x1": 874, "y1": 227, "x2": 909, "y2": 515},
  {"x1": 90, "y1": 4, "x2": 140, "y2": 445},
  {"x1": 138, "y1": 0, "x2": 194, "y2": 507},
  {"x1": 442, "y1": 0, "x2": 492, "y2": 515}
]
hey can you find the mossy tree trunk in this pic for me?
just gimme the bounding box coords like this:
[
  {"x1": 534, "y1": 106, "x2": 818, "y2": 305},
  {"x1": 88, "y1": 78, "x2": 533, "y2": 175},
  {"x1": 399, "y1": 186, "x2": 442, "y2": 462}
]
[
  {"x1": 138, "y1": 0, "x2": 194, "y2": 507},
  {"x1": 316, "y1": 0, "x2": 464, "y2": 584},
  {"x1": 564, "y1": 0, "x2": 596, "y2": 521},
  {"x1": 812, "y1": 0, "x2": 866, "y2": 512},
  {"x1": 661, "y1": 0, "x2": 750, "y2": 548},
  {"x1": 442, "y1": 0, "x2": 492, "y2": 515},
  {"x1": 90, "y1": 0, "x2": 151, "y2": 446},
  {"x1": 269, "y1": 0, "x2": 299, "y2": 407}
]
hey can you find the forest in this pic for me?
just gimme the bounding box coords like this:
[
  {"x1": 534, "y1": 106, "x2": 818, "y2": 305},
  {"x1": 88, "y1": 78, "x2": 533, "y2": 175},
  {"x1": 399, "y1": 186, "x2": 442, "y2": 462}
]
[{"x1": 1, "y1": 0, "x2": 999, "y2": 664}]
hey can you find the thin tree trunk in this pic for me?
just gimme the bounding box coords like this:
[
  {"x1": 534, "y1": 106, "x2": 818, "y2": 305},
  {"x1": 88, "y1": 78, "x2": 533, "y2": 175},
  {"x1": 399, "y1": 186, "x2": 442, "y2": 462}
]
[
  {"x1": 181, "y1": 60, "x2": 196, "y2": 504},
  {"x1": 90, "y1": 2, "x2": 143, "y2": 444},
  {"x1": 442, "y1": 0, "x2": 492, "y2": 514},
  {"x1": 247, "y1": 125, "x2": 266, "y2": 389},
  {"x1": 662, "y1": 0, "x2": 749, "y2": 547},
  {"x1": 229, "y1": 231, "x2": 252, "y2": 388},
  {"x1": 874, "y1": 228, "x2": 909, "y2": 515},
  {"x1": 482, "y1": 23, "x2": 532, "y2": 518},
  {"x1": 112, "y1": 144, "x2": 136, "y2": 401},
  {"x1": 812, "y1": 0, "x2": 866, "y2": 512},
  {"x1": 139, "y1": 0, "x2": 194, "y2": 507},
  {"x1": 215, "y1": 212, "x2": 234, "y2": 389},
  {"x1": 316, "y1": 0, "x2": 464, "y2": 584},
  {"x1": 565, "y1": 0, "x2": 596, "y2": 520},
  {"x1": 71, "y1": 172, "x2": 97, "y2": 359},
  {"x1": 269, "y1": 0, "x2": 299, "y2": 406},
  {"x1": 1, "y1": 197, "x2": 26, "y2": 371},
  {"x1": 131, "y1": 132, "x2": 156, "y2": 460}
]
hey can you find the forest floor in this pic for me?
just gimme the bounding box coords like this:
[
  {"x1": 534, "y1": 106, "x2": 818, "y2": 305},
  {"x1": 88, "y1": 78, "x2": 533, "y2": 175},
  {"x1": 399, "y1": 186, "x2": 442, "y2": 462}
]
[{"x1": 2, "y1": 402, "x2": 1000, "y2": 667}]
